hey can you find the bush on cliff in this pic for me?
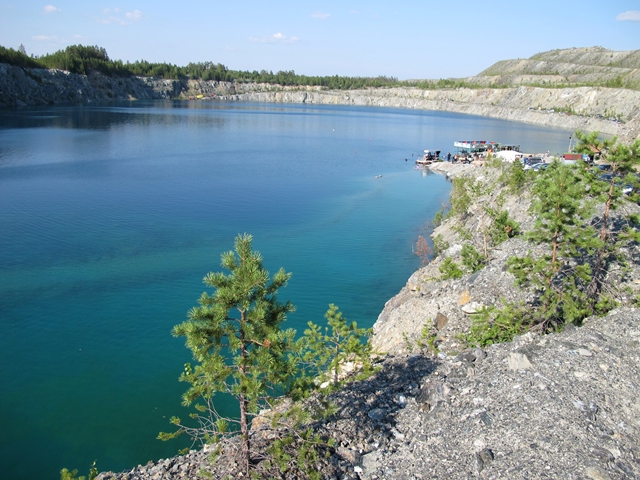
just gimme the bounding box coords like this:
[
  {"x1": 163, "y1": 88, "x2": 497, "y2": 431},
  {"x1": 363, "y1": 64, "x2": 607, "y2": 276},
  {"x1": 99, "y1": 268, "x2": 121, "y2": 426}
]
[
  {"x1": 507, "y1": 160, "x2": 600, "y2": 330},
  {"x1": 302, "y1": 303, "x2": 373, "y2": 387},
  {"x1": 573, "y1": 131, "x2": 640, "y2": 306}
]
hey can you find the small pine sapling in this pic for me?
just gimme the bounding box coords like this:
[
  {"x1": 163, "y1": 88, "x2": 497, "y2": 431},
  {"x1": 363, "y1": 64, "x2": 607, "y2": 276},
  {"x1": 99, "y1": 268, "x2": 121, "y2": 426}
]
[
  {"x1": 303, "y1": 304, "x2": 373, "y2": 387},
  {"x1": 439, "y1": 257, "x2": 464, "y2": 280},
  {"x1": 161, "y1": 234, "x2": 297, "y2": 475}
]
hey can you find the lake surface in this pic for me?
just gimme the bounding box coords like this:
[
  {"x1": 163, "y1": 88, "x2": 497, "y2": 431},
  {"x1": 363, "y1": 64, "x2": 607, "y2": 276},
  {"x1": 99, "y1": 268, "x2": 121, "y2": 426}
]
[{"x1": 0, "y1": 101, "x2": 573, "y2": 479}]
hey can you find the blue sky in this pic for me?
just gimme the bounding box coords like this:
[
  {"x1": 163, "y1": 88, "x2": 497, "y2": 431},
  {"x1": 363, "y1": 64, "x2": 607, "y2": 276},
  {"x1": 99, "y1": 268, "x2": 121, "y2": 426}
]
[{"x1": 1, "y1": 1, "x2": 639, "y2": 79}]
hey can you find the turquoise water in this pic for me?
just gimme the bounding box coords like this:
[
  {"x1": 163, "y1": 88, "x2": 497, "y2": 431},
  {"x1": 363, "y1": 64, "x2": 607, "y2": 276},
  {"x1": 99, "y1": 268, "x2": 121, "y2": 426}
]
[{"x1": 0, "y1": 101, "x2": 573, "y2": 479}]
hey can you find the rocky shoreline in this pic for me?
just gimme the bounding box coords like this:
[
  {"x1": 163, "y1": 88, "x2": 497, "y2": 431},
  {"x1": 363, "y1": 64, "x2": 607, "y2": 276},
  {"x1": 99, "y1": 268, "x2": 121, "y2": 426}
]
[
  {"x1": 372, "y1": 161, "x2": 640, "y2": 356},
  {"x1": 94, "y1": 161, "x2": 640, "y2": 479},
  {"x1": 221, "y1": 87, "x2": 640, "y2": 143},
  {"x1": 2, "y1": 62, "x2": 639, "y2": 142},
  {"x1": 96, "y1": 307, "x2": 640, "y2": 480}
]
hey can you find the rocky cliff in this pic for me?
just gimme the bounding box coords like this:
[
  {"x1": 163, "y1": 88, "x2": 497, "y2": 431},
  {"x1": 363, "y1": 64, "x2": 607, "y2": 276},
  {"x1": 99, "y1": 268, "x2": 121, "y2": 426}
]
[
  {"x1": 0, "y1": 62, "x2": 311, "y2": 107},
  {"x1": 218, "y1": 46, "x2": 640, "y2": 142},
  {"x1": 223, "y1": 85, "x2": 640, "y2": 142},
  {"x1": 96, "y1": 307, "x2": 640, "y2": 479},
  {"x1": 371, "y1": 161, "x2": 640, "y2": 356},
  {"x1": 2, "y1": 60, "x2": 640, "y2": 142}
]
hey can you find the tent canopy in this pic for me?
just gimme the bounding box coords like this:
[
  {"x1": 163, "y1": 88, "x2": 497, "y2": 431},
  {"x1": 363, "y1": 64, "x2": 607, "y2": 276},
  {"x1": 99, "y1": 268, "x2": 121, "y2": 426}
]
[{"x1": 496, "y1": 150, "x2": 523, "y2": 163}]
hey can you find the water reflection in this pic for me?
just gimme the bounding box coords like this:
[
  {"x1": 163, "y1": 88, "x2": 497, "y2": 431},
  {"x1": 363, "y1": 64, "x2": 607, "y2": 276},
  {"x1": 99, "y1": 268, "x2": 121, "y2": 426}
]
[{"x1": 0, "y1": 101, "x2": 228, "y2": 131}]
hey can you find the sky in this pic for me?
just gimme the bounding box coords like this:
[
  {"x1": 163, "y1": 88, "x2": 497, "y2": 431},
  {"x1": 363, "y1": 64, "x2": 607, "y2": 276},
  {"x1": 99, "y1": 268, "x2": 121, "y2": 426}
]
[{"x1": 1, "y1": 1, "x2": 639, "y2": 79}]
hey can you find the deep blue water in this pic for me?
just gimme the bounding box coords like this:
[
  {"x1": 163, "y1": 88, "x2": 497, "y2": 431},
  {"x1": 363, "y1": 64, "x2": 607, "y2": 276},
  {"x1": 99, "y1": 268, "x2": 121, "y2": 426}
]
[{"x1": 0, "y1": 101, "x2": 573, "y2": 479}]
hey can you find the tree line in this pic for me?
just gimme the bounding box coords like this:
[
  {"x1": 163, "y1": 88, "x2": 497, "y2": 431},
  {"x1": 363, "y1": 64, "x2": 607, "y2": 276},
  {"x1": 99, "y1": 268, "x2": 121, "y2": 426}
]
[
  {"x1": 1, "y1": 43, "x2": 475, "y2": 90},
  {"x1": 4, "y1": 44, "x2": 639, "y2": 91}
]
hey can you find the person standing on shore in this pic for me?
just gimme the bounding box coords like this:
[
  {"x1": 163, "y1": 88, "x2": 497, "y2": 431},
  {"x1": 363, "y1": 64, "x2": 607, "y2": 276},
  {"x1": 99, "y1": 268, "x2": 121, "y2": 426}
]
[{"x1": 447, "y1": 152, "x2": 451, "y2": 162}]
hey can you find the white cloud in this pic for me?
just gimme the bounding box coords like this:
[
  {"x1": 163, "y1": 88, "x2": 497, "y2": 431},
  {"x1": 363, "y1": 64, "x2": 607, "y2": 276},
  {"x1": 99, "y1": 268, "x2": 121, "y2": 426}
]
[
  {"x1": 97, "y1": 8, "x2": 143, "y2": 25},
  {"x1": 32, "y1": 34, "x2": 87, "y2": 46},
  {"x1": 98, "y1": 16, "x2": 122, "y2": 25},
  {"x1": 249, "y1": 32, "x2": 300, "y2": 44},
  {"x1": 43, "y1": 5, "x2": 61, "y2": 14},
  {"x1": 311, "y1": 12, "x2": 330, "y2": 20},
  {"x1": 616, "y1": 10, "x2": 640, "y2": 22},
  {"x1": 125, "y1": 9, "x2": 143, "y2": 21}
]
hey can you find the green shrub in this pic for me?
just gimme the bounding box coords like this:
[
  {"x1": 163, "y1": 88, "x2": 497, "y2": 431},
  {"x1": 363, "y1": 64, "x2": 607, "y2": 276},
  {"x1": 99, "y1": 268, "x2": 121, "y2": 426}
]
[
  {"x1": 452, "y1": 225, "x2": 472, "y2": 241},
  {"x1": 466, "y1": 303, "x2": 529, "y2": 347},
  {"x1": 484, "y1": 154, "x2": 503, "y2": 169},
  {"x1": 432, "y1": 234, "x2": 449, "y2": 258},
  {"x1": 432, "y1": 208, "x2": 445, "y2": 227},
  {"x1": 486, "y1": 208, "x2": 520, "y2": 245},
  {"x1": 461, "y1": 244, "x2": 485, "y2": 273},
  {"x1": 60, "y1": 462, "x2": 97, "y2": 480},
  {"x1": 302, "y1": 304, "x2": 373, "y2": 387},
  {"x1": 439, "y1": 257, "x2": 464, "y2": 279},
  {"x1": 449, "y1": 177, "x2": 474, "y2": 217},
  {"x1": 499, "y1": 159, "x2": 528, "y2": 193}
]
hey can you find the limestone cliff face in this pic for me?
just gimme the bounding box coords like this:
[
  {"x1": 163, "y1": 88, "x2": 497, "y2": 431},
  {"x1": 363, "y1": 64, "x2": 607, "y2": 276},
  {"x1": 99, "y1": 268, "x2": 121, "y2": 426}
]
[
  {"x1": 0, "y1": 63, "x2": 246, "y2": 106},
  {"x1": 2, "y1": 62, "x2": 639, "y2": 141},
  {"x1": 225, "y1": 86, "x2": 640, "y2": 142},
  {"x1": 0, "y1": 63, "x2": 312, "y2": 107},
  {"x1": 369, "y1": 162, "x2": 640, "y2": 356}
]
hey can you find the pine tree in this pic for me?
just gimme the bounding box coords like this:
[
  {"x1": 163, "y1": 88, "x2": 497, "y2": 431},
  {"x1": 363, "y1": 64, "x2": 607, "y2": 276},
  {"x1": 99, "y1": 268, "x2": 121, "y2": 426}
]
[
  {"x1": 302, "y1": 304, "x2": 372, "y2": 386},
  {"x1": 507, "y1": 160, "x2": 601, "y2": 329},
  {"x1": 573, "y1": 131, "x2": 640, "y2": 304},
  {"x1": 161, "y1": 234, "x2": 296, "y2": 475}
]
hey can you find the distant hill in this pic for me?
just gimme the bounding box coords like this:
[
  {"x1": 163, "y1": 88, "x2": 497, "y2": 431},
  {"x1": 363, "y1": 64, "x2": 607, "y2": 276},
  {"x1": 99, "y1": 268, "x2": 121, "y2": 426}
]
[{"x1": 468, "y1": 46, "x2": 640, "y2": 90}]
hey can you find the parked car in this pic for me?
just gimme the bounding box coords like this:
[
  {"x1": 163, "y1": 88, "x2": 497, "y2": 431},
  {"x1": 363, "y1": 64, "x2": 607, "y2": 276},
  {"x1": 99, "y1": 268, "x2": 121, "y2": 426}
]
[
  {"x1": 523, "y1": 157, "x2": 544, "y2": 170},
  {"x1": 532, "y1": 163, "x2": 549, "y2": 172},
  {"x1": 623, "y1": 184, "x2": 635, "y2": 195}
]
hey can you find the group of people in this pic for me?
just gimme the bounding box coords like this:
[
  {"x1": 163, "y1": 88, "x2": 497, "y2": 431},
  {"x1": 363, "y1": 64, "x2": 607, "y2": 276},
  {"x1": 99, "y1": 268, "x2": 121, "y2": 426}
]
[
  {"x1": 410, "y1": 150, "x2": 489, "y2": 164},
  {"x1": 435, "y1": 151, "x2": 473, "y2": 163}
]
